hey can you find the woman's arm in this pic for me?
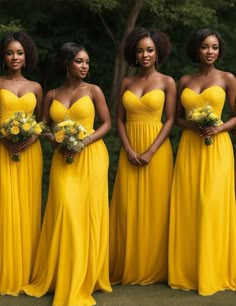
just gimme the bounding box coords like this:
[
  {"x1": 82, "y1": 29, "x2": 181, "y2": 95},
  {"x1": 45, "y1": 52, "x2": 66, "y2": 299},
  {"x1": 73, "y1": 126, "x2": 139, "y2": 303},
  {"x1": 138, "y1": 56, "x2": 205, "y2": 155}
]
[
  {"x1": 175, "y1": 76, "x2": 204, "y2": 135},
  {"x1": 83, "y1": 84, "x2": 111, "y2": 146},
  {"x1": 203, "y1": 72, "x2": 236, "y2": 137},
  {"x1": 34, "y1": 82, "x2": 44, "y2": 122},
  {"x1": 116, "y1": 78, "x2": 143, "y2": 166}
]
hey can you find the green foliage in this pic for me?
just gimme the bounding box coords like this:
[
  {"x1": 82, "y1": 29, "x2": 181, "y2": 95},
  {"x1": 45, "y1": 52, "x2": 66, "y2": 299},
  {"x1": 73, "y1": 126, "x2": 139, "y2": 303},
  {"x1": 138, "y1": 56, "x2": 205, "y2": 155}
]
[
  {"x1": 0, "y1": 20, "x2": 23, "y2": 36},
  {"x1": 104, "y1": 127, "x2": 121, "y2": 199},
  {"x1": 71, "y1": 0, "x2": 120, "y2": 12},
  {"x1": 145, "y1": 0, "x2": 216, "y2": 27}
]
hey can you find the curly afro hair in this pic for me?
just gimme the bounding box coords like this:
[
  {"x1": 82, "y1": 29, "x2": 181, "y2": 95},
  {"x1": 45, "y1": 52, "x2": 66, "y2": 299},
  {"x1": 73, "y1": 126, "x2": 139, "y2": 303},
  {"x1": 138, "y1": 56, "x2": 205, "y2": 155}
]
[
  {"x1": 186, "y1": 28, "x2": 226, "y2": 63},
  {"x1": 123, "y1": 27, "x2": 172, "y2": 67},
  {"x1": 0, "y1": 31, "x2": 38, "y2": 72}
]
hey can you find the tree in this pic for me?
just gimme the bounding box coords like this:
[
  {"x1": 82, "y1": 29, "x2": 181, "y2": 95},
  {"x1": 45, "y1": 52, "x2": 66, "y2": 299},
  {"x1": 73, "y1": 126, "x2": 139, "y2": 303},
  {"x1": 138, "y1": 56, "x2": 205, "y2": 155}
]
[
  {"x1": 1, "y1": 0, "x2": 235, "y2": 115},
  {"x1": 67, "y1": 0, "x2": 229, "y2": 115}
]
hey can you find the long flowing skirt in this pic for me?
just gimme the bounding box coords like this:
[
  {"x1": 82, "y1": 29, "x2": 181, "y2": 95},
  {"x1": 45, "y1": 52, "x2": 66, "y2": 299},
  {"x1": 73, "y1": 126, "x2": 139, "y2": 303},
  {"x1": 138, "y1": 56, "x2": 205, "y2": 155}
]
[
  {"x1": 23, "y1": 140, "x2": 112, "y2": 306},
  {"x1": 0, "y1": 141, "x2": 42, "y2": 295},
  {"x1": 169, "y1": 130, "x2": 236, "y2": 295}
]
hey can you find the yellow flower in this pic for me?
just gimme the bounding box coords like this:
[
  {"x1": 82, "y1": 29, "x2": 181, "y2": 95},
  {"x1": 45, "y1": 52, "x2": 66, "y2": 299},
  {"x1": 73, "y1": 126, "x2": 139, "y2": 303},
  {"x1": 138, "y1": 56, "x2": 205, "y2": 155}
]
[
  {"x1": 55, "y1": 130, "x2": 65, "y2": 142},
  {"x1": 191, "y1": 112, "x2": 201, "y2": 120},
  {"x1": 58, "y1": 120, "x2": 74, "y2": 127},
  {"x1": 199, "y1": 111, "x2": 207, "y2": 117},
  {"x1": 208, "y1": 113, "x2": 218, "y2": 120},
  {"x1": 34, "y1": 125, "x2": 42, "y2": 134},
  {"x1": 10, "y1": 126, "x2": 20, "y2": 135},
  {"x1": 1, "y1": 128, "x2": 7, "y2": 136},
  {"x1": 13, "y1": 120, "x2": 20, "y2": 126},
  {"x1": 78, "y1": 130, "x2": 87, "y2": 139},
  {"x1": 22, "y1": 123, "x2": 31, "y2": 131}
]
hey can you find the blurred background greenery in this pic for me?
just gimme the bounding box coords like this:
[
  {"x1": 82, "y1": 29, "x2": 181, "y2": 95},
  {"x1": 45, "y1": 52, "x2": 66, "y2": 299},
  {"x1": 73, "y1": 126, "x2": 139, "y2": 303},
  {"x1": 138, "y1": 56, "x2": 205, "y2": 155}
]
[{"x1": 0, "y1": 0, "x2": 236, "y2": 210}]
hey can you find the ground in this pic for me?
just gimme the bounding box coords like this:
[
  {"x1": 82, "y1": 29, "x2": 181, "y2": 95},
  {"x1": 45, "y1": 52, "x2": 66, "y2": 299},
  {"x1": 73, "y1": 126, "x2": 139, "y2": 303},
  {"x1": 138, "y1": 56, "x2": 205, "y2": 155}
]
[{"x1": 0, "y1": 283, "x2": 236, "y2": 306}]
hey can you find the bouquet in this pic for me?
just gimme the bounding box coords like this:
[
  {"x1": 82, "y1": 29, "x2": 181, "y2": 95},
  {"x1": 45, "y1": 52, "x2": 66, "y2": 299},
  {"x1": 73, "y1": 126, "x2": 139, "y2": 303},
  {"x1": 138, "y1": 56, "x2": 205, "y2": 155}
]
[
  {"x1": 187, "y1": 104, "x2": 222, "y2": 145},
  {"x1": 52, "y1": 119, "x2": 87, "y2": 164},
  {"x1": 0, "y1": 112, "x2": 45, "y2": 161}
]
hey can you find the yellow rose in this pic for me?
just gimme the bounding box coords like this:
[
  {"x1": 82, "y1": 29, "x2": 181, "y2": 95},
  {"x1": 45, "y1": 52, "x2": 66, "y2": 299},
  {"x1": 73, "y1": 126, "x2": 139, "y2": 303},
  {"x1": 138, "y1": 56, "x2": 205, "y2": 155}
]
[
  {"x1": 34, "y1": 125, "x2": 42, "y2": 135},
  {"x1": 20, "y1": 112, "x2": 27, "y2": 119},
  {"x1": 200, "y1": 111, "x2": 207, "y2": 116},
  {"x1": 208, "y1": 113, "x2": 218, "y2": 120},
  {"x1": 191, "y1": 112, "x2": 201, "y2": 120},
  {"x1": 78, "y1": 130, "x2": 87, "y2": 139},
  {"x1": 10, "y1": 126, "x2": 20, "y2": 135},
  {"x1": 13, "y1": 120, "x2": 20, "y2": 126},
  {"x1": 1, "y1": 128, "x2": 7, "y2": 136},
  {"x1": 55, "y1": 130, "x2": 65, "y2": 142},
  {"x1": 22, "y1": 123, "x2": 31, "y2": 131}
]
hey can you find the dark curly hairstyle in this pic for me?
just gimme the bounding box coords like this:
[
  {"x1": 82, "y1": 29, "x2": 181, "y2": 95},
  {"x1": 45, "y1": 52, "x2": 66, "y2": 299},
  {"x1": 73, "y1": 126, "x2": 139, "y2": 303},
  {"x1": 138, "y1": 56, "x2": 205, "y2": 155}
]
[
  {"x1": 123, "y1": 27, "x2": 172, "y2": 67},
  {"x1": 186, "y1": 28, "x2": 226, "y2": 63},
  {"x1": 54, "y1": 42, "x2": 88, "y2": 75},
  {"x1": 0, "y1": 31, "x2": 38, "y2": 72}
]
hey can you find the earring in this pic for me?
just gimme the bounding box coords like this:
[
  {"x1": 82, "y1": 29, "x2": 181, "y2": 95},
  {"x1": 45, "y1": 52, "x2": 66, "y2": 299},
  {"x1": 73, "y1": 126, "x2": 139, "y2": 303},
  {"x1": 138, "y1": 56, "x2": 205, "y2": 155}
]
[
  {"x1": 136, "y1": 59, "x2": 138, "y2": 65},
  {"x1": 2, "y1": 61, "x2": 5, "y2": 70},
  {"x1": 155, "y1": 58, "x2": 158, "y2": 65}
]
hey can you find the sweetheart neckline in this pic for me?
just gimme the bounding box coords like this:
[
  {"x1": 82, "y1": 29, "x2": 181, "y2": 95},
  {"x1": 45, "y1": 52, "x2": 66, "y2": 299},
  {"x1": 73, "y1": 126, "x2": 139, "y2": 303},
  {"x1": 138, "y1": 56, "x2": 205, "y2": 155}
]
[
  {"x1": 125, "y1": 89, "x2": 164, "y2": 99},
  {"x1": 53, "y1": 95, "x2": 90, "y2": 110},
  {"x1": 183, "y1": 85, "x2": 225, "y2": 95},
  {"x1": 0, "y1": 88, "x2": 35, "y2": 99}
]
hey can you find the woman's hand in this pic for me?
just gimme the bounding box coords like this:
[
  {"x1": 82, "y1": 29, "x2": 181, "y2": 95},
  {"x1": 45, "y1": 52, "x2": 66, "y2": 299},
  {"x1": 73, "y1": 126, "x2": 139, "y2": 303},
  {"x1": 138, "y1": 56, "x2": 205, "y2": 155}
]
[
  {"x1": 1, "y1": 136, "x2": 37, "y2": 154},
  {"x1": 187, "y1": 120, "x2": 205, "y2": 135},
  {"x1": 18, "y1": 135, "x2": 38, "y2": 151},
  {"x1": 58, "y1": 145, "x2": 76, "y2": 160},
  {"x1": 138, "y1": 150, "x2": 154, "y2": 165},
  {"x1": 126, "y1": 148, "x2": 143, "y2": 166},
  {"x1": 201, "y1": 125, "x2": 223, "y2": 137}
]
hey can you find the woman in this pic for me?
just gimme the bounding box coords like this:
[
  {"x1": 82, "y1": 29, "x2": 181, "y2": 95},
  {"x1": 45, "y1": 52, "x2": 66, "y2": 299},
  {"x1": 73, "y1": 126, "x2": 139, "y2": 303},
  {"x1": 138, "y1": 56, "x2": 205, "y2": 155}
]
[
  {"x1": 109, "y1": 27, "x2": 176, "y2": 284},
  {"x1": 168, "y1": 28, "x2": 236, "y2": 295},
  {"x1": 23, "y1": 42, "x2": 112, "y2": 305},
  {"x1": 0, "y1": 32, "x2": 43, "y2": 295}
]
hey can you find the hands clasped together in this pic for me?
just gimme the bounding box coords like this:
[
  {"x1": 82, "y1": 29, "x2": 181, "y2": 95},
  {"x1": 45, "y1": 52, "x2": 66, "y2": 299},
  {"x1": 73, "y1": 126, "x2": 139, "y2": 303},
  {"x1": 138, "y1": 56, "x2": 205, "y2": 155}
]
[
  {"x1": 2, "y1": 135, "x2": 38, "y2": 155},
  {"x1": 126, "y1": 148, "x2": 153, "y2": 166},
  {"x1": 188, "y1": 121, "x2": 222, "y2": 137}
]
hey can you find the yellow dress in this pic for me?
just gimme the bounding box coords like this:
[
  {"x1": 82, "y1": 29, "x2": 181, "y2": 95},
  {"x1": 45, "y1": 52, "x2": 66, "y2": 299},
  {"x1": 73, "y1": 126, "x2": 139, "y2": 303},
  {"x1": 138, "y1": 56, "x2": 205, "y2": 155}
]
[
  {"x1": 0, "y1": 89, "x2": 42, "y2": 295},
  {"x1": 109, "y1": 90, "x2": 173, "y2": 284},
  {"x1": 168, "y1": 86, "x2": 236, "y2": 295},
  {"x1": 23, "y1": 96, "x2": 112, "y2": 306}
]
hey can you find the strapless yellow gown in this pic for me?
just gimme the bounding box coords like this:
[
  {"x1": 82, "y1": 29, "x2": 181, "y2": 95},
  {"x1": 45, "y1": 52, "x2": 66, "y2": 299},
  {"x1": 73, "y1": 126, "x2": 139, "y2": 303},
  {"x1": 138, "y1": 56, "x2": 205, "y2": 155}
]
[
  {"x1": 109, "y1": 90, "x2": 173, "y2": 284},
  {"x1": 169, "y1": 86, "x2": 236, "y2": 295},
  {"x1": 0, "y1": 89, "x2": 42, "y2": 295},
  {"x1": 23, "y1": 96, "x2": 112, "y2": 306}
]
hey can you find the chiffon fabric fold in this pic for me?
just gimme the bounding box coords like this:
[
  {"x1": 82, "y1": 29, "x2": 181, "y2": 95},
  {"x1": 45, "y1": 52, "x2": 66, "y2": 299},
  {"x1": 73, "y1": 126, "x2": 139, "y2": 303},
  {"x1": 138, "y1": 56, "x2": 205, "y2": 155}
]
[
  {"x1": 110, "y1": 90, "x2": 173, "y2": 284},
  {"x1": 23, "y1": 96, "x2": 112, "y2": 306},
  {"x1": 168, "y1": 86, "x2": 236, "y2": 295},
  {"x1": 0, "y1": 89, "x2": 42, "y2": 295}
]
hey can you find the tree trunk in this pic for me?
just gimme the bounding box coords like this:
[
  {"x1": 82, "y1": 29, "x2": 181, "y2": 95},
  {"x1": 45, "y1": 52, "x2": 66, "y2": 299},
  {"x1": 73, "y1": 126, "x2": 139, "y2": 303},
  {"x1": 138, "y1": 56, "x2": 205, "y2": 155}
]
[{"x1": 108, "y1": 0, "x2": 144, "y2": 118}]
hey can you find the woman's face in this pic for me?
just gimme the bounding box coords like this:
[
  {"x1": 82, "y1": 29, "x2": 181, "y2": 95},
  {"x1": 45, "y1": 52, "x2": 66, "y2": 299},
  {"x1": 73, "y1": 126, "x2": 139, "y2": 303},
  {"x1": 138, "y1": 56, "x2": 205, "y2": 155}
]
[
  {"x1": 4, "y1": 40, "x2": 25, "y2": 71},
  {"x1": 69, "y1": 50, "x2": 89, "y2": 79},
  {"x1": 198, "y1": 35, "x2": 220, "y2": 65},
  {"x1": 136, "y1": 36, "x2": 157, "y2": 67}
]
